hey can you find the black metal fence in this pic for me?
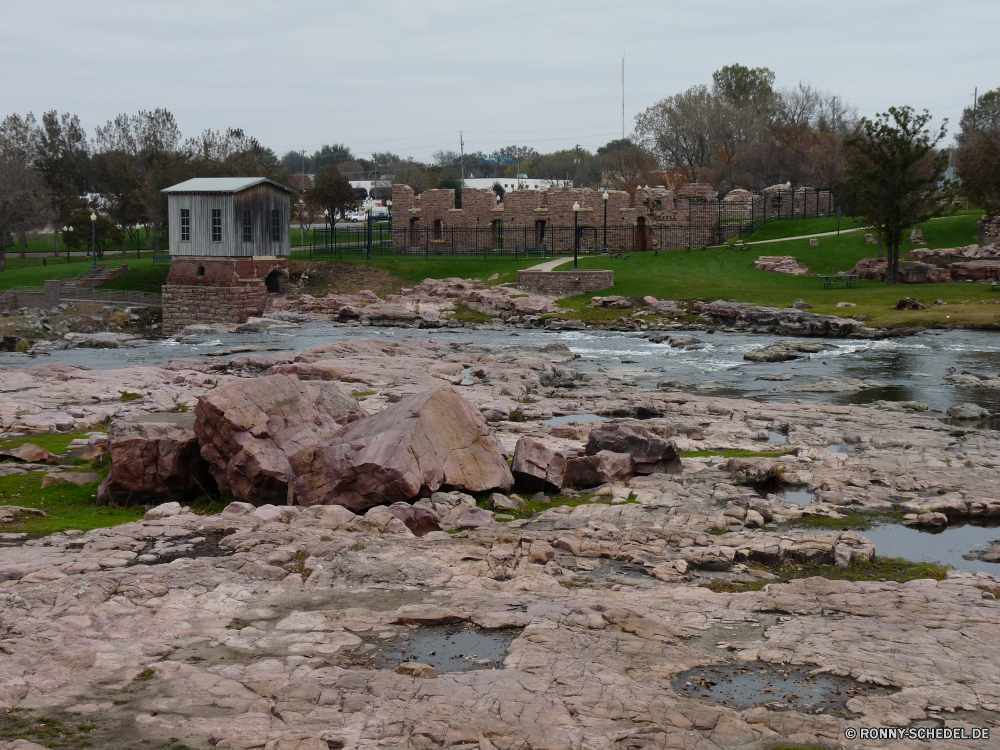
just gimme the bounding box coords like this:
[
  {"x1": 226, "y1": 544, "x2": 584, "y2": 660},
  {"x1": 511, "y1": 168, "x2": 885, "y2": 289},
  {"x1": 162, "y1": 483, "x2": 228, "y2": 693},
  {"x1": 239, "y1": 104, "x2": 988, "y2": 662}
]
[{"x1": 296, "y1": 188, "x2": 836, "y2": 258}]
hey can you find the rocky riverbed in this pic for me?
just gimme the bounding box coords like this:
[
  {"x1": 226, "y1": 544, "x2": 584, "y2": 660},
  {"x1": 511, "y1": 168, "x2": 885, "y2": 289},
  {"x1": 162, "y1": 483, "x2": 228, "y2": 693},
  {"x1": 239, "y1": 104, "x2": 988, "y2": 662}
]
[{"x1": 3, "y1": 336, "x2": 1000, "y2": 748}]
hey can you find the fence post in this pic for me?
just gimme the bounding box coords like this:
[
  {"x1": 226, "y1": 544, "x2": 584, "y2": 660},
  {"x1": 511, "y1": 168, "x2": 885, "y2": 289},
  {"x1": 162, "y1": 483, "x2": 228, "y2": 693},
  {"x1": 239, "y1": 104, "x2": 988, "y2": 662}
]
[{"x1": 425, "y1": 229, "x2": 429, "y2": 259}]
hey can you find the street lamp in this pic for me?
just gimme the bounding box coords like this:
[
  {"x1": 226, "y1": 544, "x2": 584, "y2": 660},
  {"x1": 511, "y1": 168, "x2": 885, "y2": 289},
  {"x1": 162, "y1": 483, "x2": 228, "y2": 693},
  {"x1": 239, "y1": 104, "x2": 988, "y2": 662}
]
[
  {"x1": 323, "y1": 209, "x2": 329, "y2": 253},
  {"x1": 63, "y1": 226, "x2": 73, "y2": 264},
  {"x1": 602, "y1": 191, "x2": 609, "y2": 254},
  {"x1": 90, "y1": 213, "x2": 97, "y2": 269},
  {"x1": 364, "y1": 198, "x2": 374, "y2": 260},
  {"x1": 386, "y1": 199, "x2": 393, "y2": 227},
  {"x1": 572, "y1": 201, "x2": 581, "y2": 269}
]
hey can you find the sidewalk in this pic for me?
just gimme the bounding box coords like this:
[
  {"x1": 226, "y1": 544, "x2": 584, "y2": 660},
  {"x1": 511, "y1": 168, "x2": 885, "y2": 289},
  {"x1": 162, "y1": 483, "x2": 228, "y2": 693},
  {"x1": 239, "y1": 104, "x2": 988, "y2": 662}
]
[{"x1": 525, "y1": 257, "x2": 573, "y2": 271}]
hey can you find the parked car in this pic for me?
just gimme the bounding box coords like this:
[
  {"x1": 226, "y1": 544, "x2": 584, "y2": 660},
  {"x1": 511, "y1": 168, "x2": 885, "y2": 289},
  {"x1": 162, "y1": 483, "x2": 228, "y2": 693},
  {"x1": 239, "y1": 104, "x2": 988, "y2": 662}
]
[{"x1": 346, "y1": 211, "x2": 366, "y2": 222}]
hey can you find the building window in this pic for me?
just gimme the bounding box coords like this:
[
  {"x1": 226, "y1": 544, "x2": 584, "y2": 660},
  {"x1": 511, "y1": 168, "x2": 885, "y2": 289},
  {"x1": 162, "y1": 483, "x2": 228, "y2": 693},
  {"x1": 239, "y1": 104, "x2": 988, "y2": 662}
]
[
  {"x1": 271, "y1": 209, "x2": 281, "y2": 242},
  {"x1": 243, "y1": 210, "x2": 252, "y2": 242},
  {"x1": 211, "y1": 208, "x2": 222, "y2": 242},
  {"x1": 180, "y1": 209, "x2": 190, "y2": 242}
]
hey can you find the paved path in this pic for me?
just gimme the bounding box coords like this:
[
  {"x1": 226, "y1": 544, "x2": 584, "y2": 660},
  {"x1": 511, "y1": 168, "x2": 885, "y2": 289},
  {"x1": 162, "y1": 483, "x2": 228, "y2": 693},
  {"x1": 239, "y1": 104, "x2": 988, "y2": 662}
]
[
  {"x1": 525, "y1": 257, "x2": 573, "y2": 271},
  {"x1": 745, "y1": 227, "x2": 863, "y2": 245}
]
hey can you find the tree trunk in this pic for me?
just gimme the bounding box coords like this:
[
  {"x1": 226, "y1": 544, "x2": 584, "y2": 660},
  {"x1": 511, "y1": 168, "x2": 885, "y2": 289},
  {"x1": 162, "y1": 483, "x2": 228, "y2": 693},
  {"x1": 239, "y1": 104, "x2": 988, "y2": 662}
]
[
  {"x1": 0, "y1": 245, "x2": 5, "y2": 273},
  {"x1": 18, "y1": 232, "x2": 27, "y2": 259},
  {"x1": 54, "y1": 230, "x2": 60, "y2": 258},
  {"x1": 877, "y1": 227, "x2": 883, "y2": 260},
  {"x1": 889, "y1": 241, "x2": 899, "y2": 285}
]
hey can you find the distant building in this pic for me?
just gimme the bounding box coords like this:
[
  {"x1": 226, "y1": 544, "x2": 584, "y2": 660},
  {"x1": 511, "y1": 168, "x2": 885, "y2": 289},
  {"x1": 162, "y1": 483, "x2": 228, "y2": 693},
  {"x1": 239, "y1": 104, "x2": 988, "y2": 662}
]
[
  {"x1": 461, "y1": 177, "x2": 572, "y2": 192},
  {"x1": 159, "y1": 177, "x2": 295, "y2": 334}
]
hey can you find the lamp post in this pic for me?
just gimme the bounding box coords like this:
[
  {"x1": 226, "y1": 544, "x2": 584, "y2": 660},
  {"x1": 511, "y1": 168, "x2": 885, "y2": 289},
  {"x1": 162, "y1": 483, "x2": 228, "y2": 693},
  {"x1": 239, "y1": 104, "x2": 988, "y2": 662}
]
[
  {"x1": 364, "y1": 198, "x2": 373, "y2": 260},
  {"x1": 90, "y1": 213, "x2": 97, "y2": 269},
  {"x1": 323, "y1": 209, "x2": 329, "y2": 253},
  {"x1": 63, "y1": 226, "x2": 72, "y2": 263},
  {"x1": 602, "y1": 191, "x2": 609, "y2": 254},
  {"x1": 572, "y1": 201, "x2": 581, "y2": 269},
  {"x1": 386, "y1": 199, "x2": 392, "y2": 227}
]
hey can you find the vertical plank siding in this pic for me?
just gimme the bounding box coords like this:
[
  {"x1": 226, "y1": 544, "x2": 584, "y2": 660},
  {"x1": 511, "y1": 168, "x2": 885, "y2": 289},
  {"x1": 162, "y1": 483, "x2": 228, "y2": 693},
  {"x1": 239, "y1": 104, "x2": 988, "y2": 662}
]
[{"x1": 168, "y1": 185, "x2": 290, "y2": 257}]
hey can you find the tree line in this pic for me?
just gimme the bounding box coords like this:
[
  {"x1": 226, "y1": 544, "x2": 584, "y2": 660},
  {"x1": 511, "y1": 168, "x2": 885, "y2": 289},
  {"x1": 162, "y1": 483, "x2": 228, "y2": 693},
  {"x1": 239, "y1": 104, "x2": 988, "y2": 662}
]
[{"x1": 0, "y1": 109, "x2": 289, "y2": 269}]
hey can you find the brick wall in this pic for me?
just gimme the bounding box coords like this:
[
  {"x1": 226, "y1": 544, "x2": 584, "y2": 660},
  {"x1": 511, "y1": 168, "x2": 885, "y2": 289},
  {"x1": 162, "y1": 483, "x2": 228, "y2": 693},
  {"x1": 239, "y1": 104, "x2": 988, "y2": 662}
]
[{"x1": 516, "y1": 270, "x2": 614, "y2": 294}]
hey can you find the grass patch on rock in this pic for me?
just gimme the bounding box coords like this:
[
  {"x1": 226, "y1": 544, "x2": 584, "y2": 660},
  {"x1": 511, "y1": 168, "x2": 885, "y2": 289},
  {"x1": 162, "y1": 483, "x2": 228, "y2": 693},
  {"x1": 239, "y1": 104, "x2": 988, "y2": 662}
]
[
  {"x1": 0, "y1": 429, "x2": 95, "y2": 456},
  {"x1": 0, "y1": 470, "x2": 142, "y2": 535},
  {"x1": 699, "y1": 556, "x2": 948, "y2": 594},
  {"x1": 480, "y1": 491, "x2": 630, "y2": 521},
  {"x1": 447, "y1": 303, "x2": 495, "y2": 324}
]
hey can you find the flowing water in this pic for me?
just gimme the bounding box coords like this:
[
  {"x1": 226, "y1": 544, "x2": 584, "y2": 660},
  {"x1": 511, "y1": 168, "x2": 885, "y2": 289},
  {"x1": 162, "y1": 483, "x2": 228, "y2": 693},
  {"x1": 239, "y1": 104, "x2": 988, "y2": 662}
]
[{"x1": 5, "y1": 324, "x2": 1000, "y2": 418}]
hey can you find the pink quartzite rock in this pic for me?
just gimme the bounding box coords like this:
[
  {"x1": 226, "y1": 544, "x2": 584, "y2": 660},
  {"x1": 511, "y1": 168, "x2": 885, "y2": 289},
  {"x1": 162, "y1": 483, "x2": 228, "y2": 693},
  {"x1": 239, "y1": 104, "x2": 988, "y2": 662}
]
[
  {"x1": 288, "y1": 387, "x2": 513, "y2": 512},
  {"x1": 98, "y1": 420, "x2": 211, "y2": 503},
  {"x1": 564, "y1": 450, "x2": 633, "y2": 487},
  {"x1": 0, "y1": 443, "x2": 59, "y2": 463},
  {"x1": 510, "y1": 437, "x2": 567, "y2": 491},
  {"x1": 195, "y1": 374, "x2": 364, "y2": 505},
  {"x1": 585, "y1": 422, "x2": 682, "y2": 475}
]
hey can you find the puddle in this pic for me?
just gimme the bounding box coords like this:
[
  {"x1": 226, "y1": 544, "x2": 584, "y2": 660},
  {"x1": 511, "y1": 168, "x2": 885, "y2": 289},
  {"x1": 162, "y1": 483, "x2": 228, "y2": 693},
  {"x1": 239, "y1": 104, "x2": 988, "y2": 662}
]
[
  {"x1": 776, "y1": 490, "x2": 815, "y2": 505},
  {"x1": 862, "y1": 521, "x2": 1000, "y2": 574},
  {"x1": 674, "y1": 663, "x2": 897, "y2": 714},
  {"x1": 543, "y1": 413, "x2": 610, "y2": 425},
  {"x1": 767, "y1": 431, "x2": 788, "y2": 444},
  {"x1": 347, "y1": 624, "x2": 520, "y2": 672},
  {"x1": 129, "y1": 532, "x2": 233, "y2": 566},
  {"x1": 827, "y1": 442, "x2": 856, "y2": 454}
]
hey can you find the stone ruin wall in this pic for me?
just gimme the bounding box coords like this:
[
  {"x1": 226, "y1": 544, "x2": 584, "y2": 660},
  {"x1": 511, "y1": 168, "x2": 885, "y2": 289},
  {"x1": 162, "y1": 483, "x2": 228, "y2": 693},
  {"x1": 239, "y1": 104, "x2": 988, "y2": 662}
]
[
  {"x1": 392, "y1": 183, "x2": 833, "y2": 253},
  {"x1": 161, "y1": 257, "x2": 289, "y2": 334},
  {"x1": 516, "y1": 270, "x2": 614, "y2": 294}
]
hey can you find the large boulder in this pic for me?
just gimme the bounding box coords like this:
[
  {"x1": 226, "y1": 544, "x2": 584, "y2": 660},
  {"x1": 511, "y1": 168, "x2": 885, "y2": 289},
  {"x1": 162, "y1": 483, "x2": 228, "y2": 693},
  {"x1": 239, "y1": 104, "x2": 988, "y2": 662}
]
[
  {"x1": 194, "y1": 374, "x2": 365, "y2": 505},
  {"x1": 98, "y1": 419, "x2": 212, "y2": 503},
  {"x1": 288, "y1": 387, "x2": 513, "y2": 512},
  {"x1": 511, "y1": 437, "x2": 566, "y2": 491},
  {"x1": 585, "y1": 423, "x2": 682, "y2": 475},
  {"x1": 564, "y1": 451, "x2": 633, "y2": 487}
]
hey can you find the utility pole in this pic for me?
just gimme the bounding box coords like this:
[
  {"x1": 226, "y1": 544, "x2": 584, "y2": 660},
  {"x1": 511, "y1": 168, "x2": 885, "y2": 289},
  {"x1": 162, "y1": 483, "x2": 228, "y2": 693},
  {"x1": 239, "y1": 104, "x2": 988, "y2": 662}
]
[
  {"x1": 622, "y1": 53, "x2": 625, "y2": 141},
  {"x1": 460, "y1": 131, "x2": 465, "y2": 183}
]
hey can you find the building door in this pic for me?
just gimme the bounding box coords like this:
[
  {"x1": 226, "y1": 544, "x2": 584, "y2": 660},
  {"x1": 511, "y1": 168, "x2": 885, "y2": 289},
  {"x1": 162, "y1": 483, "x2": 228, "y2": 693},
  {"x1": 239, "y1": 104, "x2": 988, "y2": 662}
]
[
  {"x1": 409, "y1": 217, "x2": 420, "y2": 246},
  {"x1": 534, "y1": 219, "x2": 546, "y2": 246},
  {"x1": 635, "y1": 216, "x2": 648, "y2": 251},
  {"x1": 491, "y1": 220, "x2": 503, "y2": 249}
]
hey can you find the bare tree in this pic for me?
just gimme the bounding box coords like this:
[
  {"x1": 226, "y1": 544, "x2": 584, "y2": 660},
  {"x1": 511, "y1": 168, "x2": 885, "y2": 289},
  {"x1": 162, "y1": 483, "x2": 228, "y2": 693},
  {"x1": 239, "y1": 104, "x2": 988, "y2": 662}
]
[
  {"x1": 0, "y1": 153, "x2": 50, "y2": 269},
  {"x1": 634, "y1": 86, "x2": 717, "y2": 183}
]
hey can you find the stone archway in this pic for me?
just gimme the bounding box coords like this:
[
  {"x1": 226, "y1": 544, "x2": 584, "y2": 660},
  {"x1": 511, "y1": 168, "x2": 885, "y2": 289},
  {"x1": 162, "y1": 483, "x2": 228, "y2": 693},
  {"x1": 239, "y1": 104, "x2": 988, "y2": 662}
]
[{"x1": 264, "y1": 269, "x2": 286, "y2": 294}]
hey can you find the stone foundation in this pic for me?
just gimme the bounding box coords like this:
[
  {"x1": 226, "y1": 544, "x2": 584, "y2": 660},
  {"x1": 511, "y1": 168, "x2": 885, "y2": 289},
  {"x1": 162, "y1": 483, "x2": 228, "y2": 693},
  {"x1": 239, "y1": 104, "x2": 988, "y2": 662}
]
[
  {"x1": 517, "y1": 270, "x2": 614, "y2": 294},
  {"x1": 162, "y1": 257, "x2": 288, "y2": 334}
]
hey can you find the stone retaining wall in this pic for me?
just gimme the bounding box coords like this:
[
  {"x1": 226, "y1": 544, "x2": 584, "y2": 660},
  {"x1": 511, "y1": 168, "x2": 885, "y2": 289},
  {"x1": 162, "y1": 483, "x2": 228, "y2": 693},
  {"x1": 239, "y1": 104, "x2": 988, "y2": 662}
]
[
  {"x1": 162, "y1": 283, "x2": 268, "y2": 334},
  {"x1": 517, "y1": 270, "x2": 614, "y2": 294},
  {"x1": 0, "y1": 281, "x2": 161, "y2": 312}
]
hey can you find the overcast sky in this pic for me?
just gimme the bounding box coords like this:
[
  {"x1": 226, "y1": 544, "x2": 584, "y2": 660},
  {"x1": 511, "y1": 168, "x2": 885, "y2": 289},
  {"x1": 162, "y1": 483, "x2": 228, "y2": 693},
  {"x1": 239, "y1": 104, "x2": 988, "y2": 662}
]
[{"x1": 3, "y1": 0, "x2": 996, "y2": 161}]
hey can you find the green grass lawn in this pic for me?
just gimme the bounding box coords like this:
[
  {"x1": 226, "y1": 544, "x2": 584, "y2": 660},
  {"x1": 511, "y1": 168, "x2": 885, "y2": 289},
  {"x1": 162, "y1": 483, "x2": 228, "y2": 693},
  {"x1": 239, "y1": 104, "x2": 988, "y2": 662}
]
[{"x1": 744, "y1": 214, "x2": 863, "y2": 241}]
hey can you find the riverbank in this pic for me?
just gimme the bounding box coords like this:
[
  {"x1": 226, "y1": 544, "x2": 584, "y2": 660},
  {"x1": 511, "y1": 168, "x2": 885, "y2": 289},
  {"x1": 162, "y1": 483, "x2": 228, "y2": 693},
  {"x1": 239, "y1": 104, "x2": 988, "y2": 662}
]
[{"x1": 2, "y1": 334, "x2": 1000, "y2": 748}]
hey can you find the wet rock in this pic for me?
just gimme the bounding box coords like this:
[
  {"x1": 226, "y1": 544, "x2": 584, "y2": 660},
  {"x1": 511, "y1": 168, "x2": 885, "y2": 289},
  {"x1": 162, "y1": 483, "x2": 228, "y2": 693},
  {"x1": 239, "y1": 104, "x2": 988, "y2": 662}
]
[
  {"x1": 195, "y1": 374, "x2": 365, "y2": 505},
  {"x1": 585, "y1": 422, "x2": 682, "y2": 475},
  {"x1": 97, "y1": 419, "x2": 211, "y2": 504},
  {"x1": 510, "y1": 437, "x2": 566, "y2": 491},
  {"x1": 0, "y1": 444, "x2": 59, "y2": 463},
  {"x1": 776, "y1": 376, "x2": 885, "y2": 393},
  {"x1": 743, "y1": 339, "x2": 828, "y2": 362},
  {"x1": 564, "y1": 450, "x2": 633, "y2": 487},
  {"x1": 669, "y1": 336, "x2": 700, "y2": 348},
  {"x1": 948, "y1": 402, "x2": 990, "y2": 420},
  {"x1": 697, "y1": 300, "x2": 873, "y2": 337},
  {"x1": 902, "y1": 512, "x2": 949, "y2": 527},
  {"x1": 289, "y1": 387, "x2": 513, "y2": 512}
]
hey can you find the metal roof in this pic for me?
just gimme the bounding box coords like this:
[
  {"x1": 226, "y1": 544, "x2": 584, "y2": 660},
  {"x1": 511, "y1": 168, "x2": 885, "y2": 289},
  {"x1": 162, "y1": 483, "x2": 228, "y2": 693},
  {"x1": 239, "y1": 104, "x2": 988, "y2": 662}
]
[{"x1": 161, "y1": 177, "x2": 297, "y2": 194}]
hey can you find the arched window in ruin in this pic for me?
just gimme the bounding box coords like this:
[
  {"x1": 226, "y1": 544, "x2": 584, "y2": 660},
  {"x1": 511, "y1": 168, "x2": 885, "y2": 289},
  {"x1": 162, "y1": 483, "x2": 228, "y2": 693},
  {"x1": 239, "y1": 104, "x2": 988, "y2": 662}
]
[{"x1": 635, "y1": 216, "x2": 648, "y2": 252}]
